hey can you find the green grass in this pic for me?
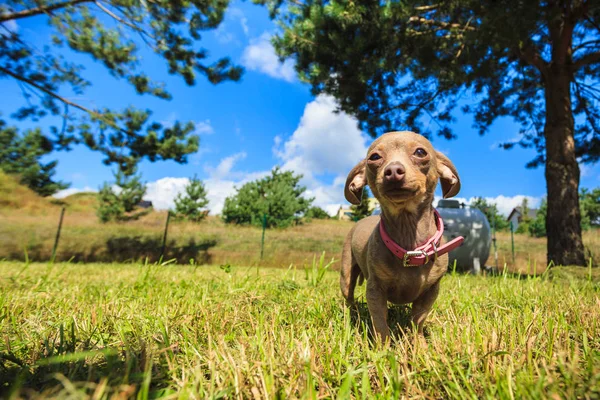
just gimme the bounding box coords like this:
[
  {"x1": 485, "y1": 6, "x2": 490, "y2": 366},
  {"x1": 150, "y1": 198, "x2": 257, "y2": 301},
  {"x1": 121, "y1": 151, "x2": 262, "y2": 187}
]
[{"x1": 1, "y1": 261, "x2": 599, "y2": 399}]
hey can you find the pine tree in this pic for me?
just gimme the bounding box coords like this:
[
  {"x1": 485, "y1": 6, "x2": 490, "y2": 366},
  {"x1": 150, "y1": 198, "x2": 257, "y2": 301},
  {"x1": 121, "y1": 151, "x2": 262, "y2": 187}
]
[
  {"x1": 349, "y1": 188, "x2": 372, "y2": 221},
  {"x1": 97, "y1": 166, "x2": 147, "y2": 222},
  {"x1": 0, "y1": 121, "x2": 68, "y2": 196},
  {"x1": 174, "y1": 175, "x2": 210, "y2": 222},
  {"x1": 1, "y1": 0, "x2": 242, "y2": 174},
  {"x1": 222, "y1": 168, "x2": 313, "y2": 228}
]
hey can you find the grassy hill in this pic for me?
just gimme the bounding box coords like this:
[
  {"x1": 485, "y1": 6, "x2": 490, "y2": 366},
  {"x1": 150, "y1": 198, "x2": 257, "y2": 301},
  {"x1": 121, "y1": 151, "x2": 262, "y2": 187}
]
[{"x1": 0, "y1": 170, "x2": 58, "y2": 213}]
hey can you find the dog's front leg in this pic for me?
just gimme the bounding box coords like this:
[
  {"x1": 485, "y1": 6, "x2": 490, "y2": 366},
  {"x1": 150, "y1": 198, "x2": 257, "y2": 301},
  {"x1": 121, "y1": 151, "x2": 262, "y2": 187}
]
[
  {"x1": 366, "y1": 281, "x2": 389, "y2": 344},
  {"x1": 410, "y1": 279, "x2": 440, "y2": 335}
]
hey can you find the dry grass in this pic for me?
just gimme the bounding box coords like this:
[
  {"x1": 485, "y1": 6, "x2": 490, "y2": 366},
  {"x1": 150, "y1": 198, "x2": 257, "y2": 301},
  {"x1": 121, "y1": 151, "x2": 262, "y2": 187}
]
[
  {"x1": 0, "y1": 171, "x2": 58, "y2": 213},
  {"x1": 1, "y1": 172, "x2": 598, "y2": 271},
  {"x1": 1, "y1": 204, "x2": 598, "y2": 272}
]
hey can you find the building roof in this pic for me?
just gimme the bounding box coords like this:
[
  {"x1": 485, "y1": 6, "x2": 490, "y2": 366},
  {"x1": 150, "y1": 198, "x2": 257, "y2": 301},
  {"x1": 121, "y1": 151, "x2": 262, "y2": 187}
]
[{"x1": 507, "y1": 206, "x2": 538, "y2": 221}]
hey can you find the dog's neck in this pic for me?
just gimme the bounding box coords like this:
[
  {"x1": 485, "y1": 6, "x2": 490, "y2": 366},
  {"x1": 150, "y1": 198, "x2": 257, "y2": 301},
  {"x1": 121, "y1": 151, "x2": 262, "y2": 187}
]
[{"x1": 379, "y1": 200, "x2": 437, "y2": 250}]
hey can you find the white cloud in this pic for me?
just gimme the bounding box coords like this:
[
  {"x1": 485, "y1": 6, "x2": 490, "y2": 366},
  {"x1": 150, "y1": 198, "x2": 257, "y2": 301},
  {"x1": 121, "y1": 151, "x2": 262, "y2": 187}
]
[
  {"x1": 145, "y1": 177, "x2": 189, "y2": 210},
  {"x1": 276, "y1": 95, "x2": 368, "y2": 176},
  {"x1": 230, "y1": 8, "x2": 249, "y2": 36},
  {"x1": 195, "y1": 120, "x2": 214, "y2": 135},
  {"x1": 144, "y1": 152, "x2": 268, "y2": 214},
  {"x1": 434, "y1": 195, "x2": 542, "y2": 216},
  {"x1": 215, "y1": 23, "x2": 236, "y2": 44},
  {"x1": 203, "y1": 178, "x2": 237, "y2": 215},
  {"x1": 242, "y1": 33, "x2": 296, "y2": 82},
  {"x1": 273, "y1": 95, "x2": 370, "y2": 214},
  {"x1": 144, "y1": 177, "x2": 236, "y2": 214},
  {"x1": 53, "y1": 187, "x2": 96, "y2": 199},
  {"x1": 213, "y1": 8, "x2": 249, "y2": 44},
  {"x1": 205, "y1": 152, "x2": 247, "y2": 180},
  {"x1": 484, "y1": 195, "x2": 542, "y2": 216}
]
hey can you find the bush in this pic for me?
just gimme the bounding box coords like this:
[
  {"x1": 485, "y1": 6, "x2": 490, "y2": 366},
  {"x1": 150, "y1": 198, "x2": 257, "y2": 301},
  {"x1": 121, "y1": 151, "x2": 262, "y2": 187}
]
[
  {"x1": 173, "y1": 175, "x2": 209, "y2": 222},
  {"x1": 580, "y1": 188, "x2": 600, "y2": 229},
  {"x1": 222, "y1": 167, "x2": 313, "y2": 228},
  {"x1": 528, "y1": 199, "x2": 547, "y2": 238},
  {"x1": 515, "y1": 222, "x2": 530, "y2": 234},
  {"x1": 305, "y1": 206, "x2": 330, "y2": 220},
  {"x1": 97, "y1": 166, "x2": 148, "y2": 222}
]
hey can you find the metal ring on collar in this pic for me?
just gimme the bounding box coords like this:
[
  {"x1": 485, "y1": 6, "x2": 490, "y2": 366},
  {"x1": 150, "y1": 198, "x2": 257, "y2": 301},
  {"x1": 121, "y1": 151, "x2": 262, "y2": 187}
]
[{"x1": 403, "y1": 250, "x2": 429, "y2": 267}]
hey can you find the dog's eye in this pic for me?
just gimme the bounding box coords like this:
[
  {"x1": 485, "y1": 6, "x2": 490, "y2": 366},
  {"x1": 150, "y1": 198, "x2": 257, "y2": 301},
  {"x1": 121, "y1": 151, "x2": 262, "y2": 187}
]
[
  {"x1": 413, "y1": 148, "x2": 428, "y2": 158},
  {"x1": 369, "y1": 153, "x2": 382, "y2": 161}
]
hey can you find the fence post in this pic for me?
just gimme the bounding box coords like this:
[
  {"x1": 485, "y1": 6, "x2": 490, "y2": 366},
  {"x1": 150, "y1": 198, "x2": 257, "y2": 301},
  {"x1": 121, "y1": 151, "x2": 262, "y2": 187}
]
[
  {"x1": 161, "y1": 211, "x2": 171, "y2": 260},
  {"x1": 260, "y1": 213, "x2": 267, "y2": 260},
  {"x1": 510, "y1": 221, "x2": 515, "y2": 266},
  {"x1": 51, "y1": 207, "x2": 66, "y2": 262},
  {"x1": 492, "y1": 217, "x2": 498, "y2": 270}
]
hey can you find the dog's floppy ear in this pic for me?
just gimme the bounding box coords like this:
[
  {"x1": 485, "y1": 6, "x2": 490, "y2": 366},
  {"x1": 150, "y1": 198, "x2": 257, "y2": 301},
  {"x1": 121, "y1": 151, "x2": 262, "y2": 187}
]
[
  {"x1": 436, "y1": 151, "x2": 460, "y2": 198},
  {"x1": 344, "y1": 159, "x2": 367, "y2": 205}
]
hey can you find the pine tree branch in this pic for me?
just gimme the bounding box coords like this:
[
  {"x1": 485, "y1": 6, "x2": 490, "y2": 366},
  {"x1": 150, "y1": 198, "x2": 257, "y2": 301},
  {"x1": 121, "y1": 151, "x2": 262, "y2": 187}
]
[
  {"x1": 407, "y1": 16, "x2": 476, "y2": 32},
  {"x1": 414, "y1": 4, "x2": 440, "y2": 12},
  {"x1": 93, "y1": 1, "x2": 154, "y2": 40},
  {"x1": 0, "y1": 0, "x2": 92, "y2": 23},
  {"x1": 573, "y1": 51, "x2": 600, "y2": 69},
  {"x1": 93, "y1": 1, "x2": 156, "y2": 48},
  {"x1": 517, "y1": 46, "x2": 549, "y2": 75},
  {"x1": 573, "y1": 39, "x2": 600, "y2": 53},
  {"x1": 0, "y1": 65, "x2": 129, "y2": 135}
]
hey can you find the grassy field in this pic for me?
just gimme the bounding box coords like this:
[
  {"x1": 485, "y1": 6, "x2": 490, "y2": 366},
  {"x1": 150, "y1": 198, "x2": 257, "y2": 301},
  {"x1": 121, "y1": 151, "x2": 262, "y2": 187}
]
[
  {"x1": 2, "y1": 170, "x2": 599, "y2": 272},
  {"x1": 1, "y1": 260, "x2": 600, "y2": 398}
]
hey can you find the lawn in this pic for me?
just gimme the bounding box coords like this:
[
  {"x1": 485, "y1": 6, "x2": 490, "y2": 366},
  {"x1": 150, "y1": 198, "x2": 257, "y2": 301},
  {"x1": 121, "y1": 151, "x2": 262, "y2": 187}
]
[{"x1": 1, "y1": 261, "x2": 599, "y2": 398}]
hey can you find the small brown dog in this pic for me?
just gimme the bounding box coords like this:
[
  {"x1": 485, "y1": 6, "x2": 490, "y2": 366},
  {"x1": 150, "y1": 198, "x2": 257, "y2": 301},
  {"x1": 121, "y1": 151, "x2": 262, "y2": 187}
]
[{"x1": 340, "y1": 131, "x2": 463, "y2": 343}]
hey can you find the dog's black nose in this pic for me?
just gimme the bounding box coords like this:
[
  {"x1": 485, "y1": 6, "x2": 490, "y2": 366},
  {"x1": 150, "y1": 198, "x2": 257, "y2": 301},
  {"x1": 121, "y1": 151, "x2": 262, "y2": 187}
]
[{"x1": 384, "y1": 162, "x2": 405, "y2": 182}]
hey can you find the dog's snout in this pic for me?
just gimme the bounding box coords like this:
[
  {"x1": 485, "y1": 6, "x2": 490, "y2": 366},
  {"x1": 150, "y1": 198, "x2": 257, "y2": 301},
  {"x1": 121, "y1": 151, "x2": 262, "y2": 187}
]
[{"x1": 384, "y1": 162, "x2": 405, "y2": 182}]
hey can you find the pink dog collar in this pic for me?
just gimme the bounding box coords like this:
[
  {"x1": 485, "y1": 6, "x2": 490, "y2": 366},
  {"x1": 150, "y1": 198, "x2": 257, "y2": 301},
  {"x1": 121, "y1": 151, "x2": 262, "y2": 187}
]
[{"x1": 379, "y1": 209, "x2": 464, "y2": 267}]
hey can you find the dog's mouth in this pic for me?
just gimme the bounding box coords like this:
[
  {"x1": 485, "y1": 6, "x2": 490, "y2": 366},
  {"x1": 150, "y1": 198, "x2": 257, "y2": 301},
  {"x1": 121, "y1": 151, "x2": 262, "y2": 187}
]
[{"x1": 382, "y1": 185, "x2": 418, "y2": 200}]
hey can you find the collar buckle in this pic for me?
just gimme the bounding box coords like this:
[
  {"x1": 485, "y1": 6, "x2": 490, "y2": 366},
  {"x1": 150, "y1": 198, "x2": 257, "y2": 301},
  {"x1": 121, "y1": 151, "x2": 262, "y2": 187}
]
[{"x1": 403, "y1": 250, "x2": 429, "y2": 267}]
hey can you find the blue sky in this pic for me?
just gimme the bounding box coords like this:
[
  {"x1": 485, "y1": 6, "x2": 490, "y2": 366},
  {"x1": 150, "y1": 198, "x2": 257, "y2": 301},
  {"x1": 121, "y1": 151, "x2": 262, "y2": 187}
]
[{"x1": 1, "y1": 2, "x2": 599, "y2": 216}]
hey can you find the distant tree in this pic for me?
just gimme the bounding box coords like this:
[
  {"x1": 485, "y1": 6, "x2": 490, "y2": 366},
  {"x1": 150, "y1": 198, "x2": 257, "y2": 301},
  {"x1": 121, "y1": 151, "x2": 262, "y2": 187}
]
[
  {"x1": 529, "y1": 199, "x2": 548, "y2": 238},
  {"x1": 580, "y1": 188, "x2": 600, "y2": 228},
  {"x1": 350, "y1": 188, "x2": 372, "y2": 221},
  {"x1": 1, "y1": 0, "x2": 242, "y2": 175},
  {"x1": 173, "y1": 175, "x2": 210, "y2": 222},
  {"x1": 97, "y1": 166, "x2": 147, "y2": 222},
  {"x1": 0, "y1": 120, "x2": 68, "y2": 196},
  {"x1": 269, "y1": 0, "x2": 600, "y2": 265},
  {"x1": 222, "y1": 168, "x2": 313, "y2": 228},
  {"x1": 305, "y1": 206, "x2": 330, "y2": 220},
  {"x1": 470, "y1": 197, "x2": 509, "y2": 231},
  {"x1": 515, "y1": 198, "x2": 532, "y2": 234}
]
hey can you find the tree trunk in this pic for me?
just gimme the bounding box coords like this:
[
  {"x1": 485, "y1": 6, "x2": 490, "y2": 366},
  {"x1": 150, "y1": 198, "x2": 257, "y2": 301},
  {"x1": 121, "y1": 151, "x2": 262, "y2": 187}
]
[{"x1": 543, "y1": 65, "x2": 586, "y2": 266}]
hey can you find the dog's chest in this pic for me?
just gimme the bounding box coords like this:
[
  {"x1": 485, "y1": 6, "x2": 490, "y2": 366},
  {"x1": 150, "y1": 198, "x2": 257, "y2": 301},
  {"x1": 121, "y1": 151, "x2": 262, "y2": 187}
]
[{"x1": 369, "y1": 241, "x2": 447, "y2": 304}]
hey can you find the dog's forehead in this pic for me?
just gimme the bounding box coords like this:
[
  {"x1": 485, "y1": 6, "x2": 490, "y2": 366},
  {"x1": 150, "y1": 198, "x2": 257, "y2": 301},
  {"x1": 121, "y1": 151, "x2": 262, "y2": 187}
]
[{"x1": 368, "y1": 131, "x2": 432, "y2": 153}]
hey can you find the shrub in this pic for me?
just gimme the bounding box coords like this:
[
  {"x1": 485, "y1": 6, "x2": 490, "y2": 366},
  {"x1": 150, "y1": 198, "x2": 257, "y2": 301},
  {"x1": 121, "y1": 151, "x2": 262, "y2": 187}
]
[
  {"x1": 97, "y1": 166, "x2": 148, "y2": 222},
  {"x1": 173, "y1": 175, "x2": 209, "y2": 222},
  {"x1": 305, "y1": 206, "x2": 330, "y2": 220},
  {"x1": 222, "y1": 167, "x2": 313, "y2": 228}
]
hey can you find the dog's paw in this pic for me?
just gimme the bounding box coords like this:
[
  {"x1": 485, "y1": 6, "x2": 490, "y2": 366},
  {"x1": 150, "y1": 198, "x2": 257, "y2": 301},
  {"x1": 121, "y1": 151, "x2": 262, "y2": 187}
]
[{"x1": 414, "y1": 335, "x2": 428, "y2": 350}]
